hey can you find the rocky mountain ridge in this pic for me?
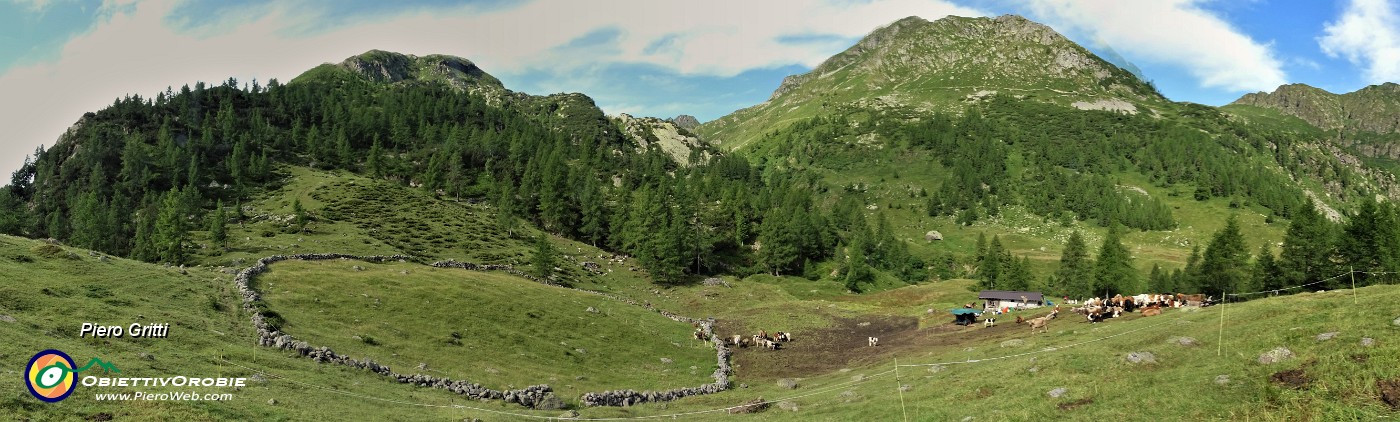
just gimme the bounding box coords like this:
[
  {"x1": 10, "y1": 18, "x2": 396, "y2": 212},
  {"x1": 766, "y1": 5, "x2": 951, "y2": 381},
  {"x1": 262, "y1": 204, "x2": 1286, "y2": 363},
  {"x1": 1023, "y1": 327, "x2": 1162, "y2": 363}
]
[{"x1": 1231, "y1": 82, "x2": 1400, "y2": 134}]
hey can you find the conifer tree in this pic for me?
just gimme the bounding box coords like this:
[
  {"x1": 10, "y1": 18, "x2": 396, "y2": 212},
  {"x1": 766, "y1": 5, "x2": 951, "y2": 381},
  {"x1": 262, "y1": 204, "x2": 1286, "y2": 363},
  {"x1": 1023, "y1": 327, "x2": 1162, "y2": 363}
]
[
  {"x1": 1253, "y1": 243, "x2": 1282, "y2": 293},
  {"x1": 367, "y1": 138, "x2": 384, "y2": 178},
  {"x1": 981, "y1": 235, "x2": 1006, "y2": 289},
  {"x1": 1005, "y1": 255, "x2": 1033, "y2": 291},
  {"x1": 530, "y1": 234, "x2": 558, "y2": 279},
  {"x1": 1338, "y1": 198, "x2": 1399, "y2": 284},
  {"x1": 292, "y1": 197, "x2": 308, "y2": 233},
  {"x1": 1278, "y1": 201, "x2": 1335, "y2": 289},
  {"x1": 70, "y1": 191, "x2": 107, "y2": 251},
  {"x1": 1093, "y1": 225, "x2": 1136, "y2": 297},
  {"x1": 154, "y1": 188, "x2": 188, "y2": 264},
  {"x1": 1147, "y1": 263, "x2": 1171, "y2": 293},
  {"x1": 578, "y1": 178, "x2": 606, "y2": 246},
  {"x1": 1179, "y1": 245, "x2": 1203, "y2": 293},
  {"x1": 845, "y1": 240, "x2": 870, "y2": 292},
  {"x1": 1053, "y1": 231, "x2": 1093, "y2": 298},
  {"x1": 210, "y1": 200, "x2": 228, "y2": 251},
  {"x1": 1200, "y1": 215, "x2": 1250, "y2": 298}
]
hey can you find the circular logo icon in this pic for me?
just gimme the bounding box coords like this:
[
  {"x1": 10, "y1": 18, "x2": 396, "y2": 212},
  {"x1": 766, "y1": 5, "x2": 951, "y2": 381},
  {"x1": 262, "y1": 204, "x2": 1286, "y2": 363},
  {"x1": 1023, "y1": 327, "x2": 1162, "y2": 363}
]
[{"x1": 26, "y1": 349, "x2": 76, "y2": 402}]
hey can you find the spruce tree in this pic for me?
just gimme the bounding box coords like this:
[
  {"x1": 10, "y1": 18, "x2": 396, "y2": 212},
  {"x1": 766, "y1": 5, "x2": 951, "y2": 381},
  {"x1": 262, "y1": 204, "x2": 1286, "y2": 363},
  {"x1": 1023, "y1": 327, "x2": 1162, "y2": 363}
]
[
  {"x1": 1180, "y1": 245, "x2": 1203, "y2": 293},
  {"x1": 1253, "y1": 243, "x2": 1282, "y2": 293},
  {"x1": 292, "y1": 198, "x2": 308, "y2": 233},
  {"x1": 70, "y1": 191, "x2": 106, "y2": 251},
  {"x1": 757, "y1": 208, "x2": 799, "y2": 276},
  {"x1": 154, "y1": 188, "x2": 188, "y2": 264},
  {"x1": 1278, "y1": 201, "x2": 1335, "y2": 290},
  {"x1": 845, "y1": 240, "x2": 870, "y2": 292},
  {"x1": 982, "y1": 235, "x2": 1006, "y2": 290},
  {"x1": 1147, "y1": 263, "x2": 1171, "y2": 293},
  {"x1": 1200, "y1": 215, "x2": 1250, "y2": 298},
  {"x1": 1093, "y1": 225, "x2": 1136, "y2": 297},
  {"x1": 1005, "y1": 255, "x2": 1033, "y2": 291},
  {"x1": 1338, "y1": 198, "x2": 1399, "y2": 284},
  {"x1": 530, "y1": 234, "x2": 558, "y2": 279},
  {"x1": 578, "y1": 179, "x2": 606, "y2": 246},
  {"x1": 367, "y1": 138, "x2": 384, "y2": 178},
  {"x1": 210, "y1": 200, "x2": 228, "y2": 251},
  {"x1": 1053, "y1": 231, "x2": 1093, "y2": 298}
]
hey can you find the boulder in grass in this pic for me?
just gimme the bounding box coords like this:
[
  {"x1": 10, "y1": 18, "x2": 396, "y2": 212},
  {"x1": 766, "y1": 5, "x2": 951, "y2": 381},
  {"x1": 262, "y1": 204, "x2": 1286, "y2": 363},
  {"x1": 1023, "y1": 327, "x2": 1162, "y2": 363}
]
[
  {"x1": 1258, "y1": 347, "x2": 1294, "y2": 364},
  {"x1": 728, "y1": 397, "x2": 770, "y2": 414},
  {"x1": 1126, "y1": 352, "x2": 1157, "y2": 364}
]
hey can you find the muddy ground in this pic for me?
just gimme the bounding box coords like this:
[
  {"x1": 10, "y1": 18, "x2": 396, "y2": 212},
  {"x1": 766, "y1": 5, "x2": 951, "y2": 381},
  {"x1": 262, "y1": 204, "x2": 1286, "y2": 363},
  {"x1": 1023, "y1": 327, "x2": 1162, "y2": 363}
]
[{"x1": 721, "y1": 308, "x2": 1079, "y2": 380}]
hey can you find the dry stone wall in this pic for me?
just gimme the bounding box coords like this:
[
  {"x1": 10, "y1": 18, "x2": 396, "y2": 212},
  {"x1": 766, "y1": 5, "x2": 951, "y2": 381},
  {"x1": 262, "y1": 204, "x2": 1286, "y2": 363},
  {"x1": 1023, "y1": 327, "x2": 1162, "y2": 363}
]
[{"x1": 234, "y1": 254, "x2": 731, "y2": 408}]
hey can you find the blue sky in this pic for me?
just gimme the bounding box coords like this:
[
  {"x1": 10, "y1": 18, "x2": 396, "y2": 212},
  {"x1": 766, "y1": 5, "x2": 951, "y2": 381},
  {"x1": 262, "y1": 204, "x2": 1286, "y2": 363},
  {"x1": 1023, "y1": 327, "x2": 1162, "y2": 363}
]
[{"x1": 1, "y1": 0, "x2": 1398, "y2": 178}]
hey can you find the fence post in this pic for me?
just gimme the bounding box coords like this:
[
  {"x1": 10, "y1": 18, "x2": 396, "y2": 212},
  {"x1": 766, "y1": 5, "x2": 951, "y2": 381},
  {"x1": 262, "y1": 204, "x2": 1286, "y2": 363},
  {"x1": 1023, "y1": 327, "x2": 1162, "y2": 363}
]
[
  {"x1": 895, "y1": 358, "x2": 909, "y2": 422},
  {"x1": 1217, "y1": 293, "x2": 1226, "y2": 357},
  {"x1": 1350, "y1": 266, "x2": 1358, "y2": 306}
]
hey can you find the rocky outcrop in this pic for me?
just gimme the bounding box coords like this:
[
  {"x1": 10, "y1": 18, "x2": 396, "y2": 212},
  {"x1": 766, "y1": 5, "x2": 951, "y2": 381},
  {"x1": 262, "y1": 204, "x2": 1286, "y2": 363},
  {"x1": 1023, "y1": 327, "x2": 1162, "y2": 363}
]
[
  {"x1": 614, "y1": 113, "x2": 714, "y2": 165},
  {"x1": 1232, "y1": 82, "x2": 1400, "y2": 134}
]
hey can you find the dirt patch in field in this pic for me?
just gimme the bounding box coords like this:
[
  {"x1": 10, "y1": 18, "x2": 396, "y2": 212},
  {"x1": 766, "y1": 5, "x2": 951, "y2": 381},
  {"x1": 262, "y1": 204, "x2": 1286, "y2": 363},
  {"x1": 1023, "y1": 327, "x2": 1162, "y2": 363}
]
[
  {"x1": 1058, "y1": 397, "x2": 1094, "y2": 411},
  {"x1": 1379, "y1": 379, "x2": 1400, "y2": 409},
  {"x1": 725, "y1": 308, "x2": 1063, "y2": 380},
  {"x1": 1270, "y1": 368, "x2": 1312, "y2": 389}
]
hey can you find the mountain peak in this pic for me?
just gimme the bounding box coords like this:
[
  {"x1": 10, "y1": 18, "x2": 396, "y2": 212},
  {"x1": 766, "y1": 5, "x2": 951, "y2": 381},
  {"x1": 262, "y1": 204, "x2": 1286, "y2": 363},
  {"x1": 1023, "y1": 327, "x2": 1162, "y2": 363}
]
[
  {"x1": 1231, "y1": 83, "x2": 1400, "y2": 133},
  {"x1": 292, "y1": 50, "x2": 507, "y2": 95},
  {"x1": 704, "y1": 14, "x2": 1160, "y2": 149},
  {"x1": 336, "y1": 50, "x2": 504, "y2": 90}
]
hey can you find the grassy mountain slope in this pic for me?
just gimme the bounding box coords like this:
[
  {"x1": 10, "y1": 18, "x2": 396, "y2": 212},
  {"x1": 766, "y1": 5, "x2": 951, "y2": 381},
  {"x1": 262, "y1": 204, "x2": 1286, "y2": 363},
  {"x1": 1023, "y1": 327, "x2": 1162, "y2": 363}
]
[
  {"x1": 699, "y1": 14, "x2": 1164, "y2": 151},
  {"x1": 0, "y1": 235, "x2": 512, "y2": 420},
  {"x1": 256, "y1": 259, "x2": 715, "y2": 394}
]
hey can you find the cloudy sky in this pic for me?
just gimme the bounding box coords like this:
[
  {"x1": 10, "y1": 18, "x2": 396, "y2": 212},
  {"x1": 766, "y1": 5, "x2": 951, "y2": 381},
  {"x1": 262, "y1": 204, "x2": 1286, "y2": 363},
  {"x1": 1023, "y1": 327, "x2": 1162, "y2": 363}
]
[{"x1": 1, "y1": 0, "x2": 1398, "y2": 178}]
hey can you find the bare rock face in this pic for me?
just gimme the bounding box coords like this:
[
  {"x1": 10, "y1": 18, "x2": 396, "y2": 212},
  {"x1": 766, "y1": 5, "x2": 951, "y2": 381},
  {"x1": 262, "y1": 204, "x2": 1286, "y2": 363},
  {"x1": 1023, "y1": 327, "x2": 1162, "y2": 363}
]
[
  {"x1": 671, "y1": 115, "x2": 701, "y2": 130},
  {"x1": 613, "y1": 113, "x2": 712, "y2": 166},
  {"x1": 1231, "y1": 82, "x2": 1400, "y2": 134}
]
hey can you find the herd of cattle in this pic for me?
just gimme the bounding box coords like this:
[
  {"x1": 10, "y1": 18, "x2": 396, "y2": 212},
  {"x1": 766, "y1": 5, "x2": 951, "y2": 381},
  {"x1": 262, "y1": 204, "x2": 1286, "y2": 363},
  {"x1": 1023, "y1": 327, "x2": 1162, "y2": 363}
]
[
  {"x1": 1065, "y1": 293, "x2": 1213, "y2": 324},
  {"x1": 999, "y1": 293, "x2": 1215, "y2": 334},
  {"x1": 695, "y1": 327, "x2": 793, "y2": 350}
]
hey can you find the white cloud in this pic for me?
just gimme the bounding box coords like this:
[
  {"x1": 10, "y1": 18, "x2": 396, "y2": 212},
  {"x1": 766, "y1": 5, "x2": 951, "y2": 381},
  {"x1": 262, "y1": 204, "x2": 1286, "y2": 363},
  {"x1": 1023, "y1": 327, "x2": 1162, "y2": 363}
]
[
  {"x1": 1319, "y1": 0, "x2": 1400, "y2": 84},
  {"x1": 6, "y1": 0, "x2": 54, "y2": 12},
  {"x1": 0, "y1": 0, "x2": 984, "y2": 178},
  {"x1": 1023, "y1": 0, "x2": 1287, "y2": 92}
]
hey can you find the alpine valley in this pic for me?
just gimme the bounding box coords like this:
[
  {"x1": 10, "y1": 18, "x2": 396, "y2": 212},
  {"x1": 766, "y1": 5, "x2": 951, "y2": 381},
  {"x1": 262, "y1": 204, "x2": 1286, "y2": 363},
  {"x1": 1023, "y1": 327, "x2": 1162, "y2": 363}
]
[{"x1": 3, "y1": 14, "x2": 1399, "y2": 421}]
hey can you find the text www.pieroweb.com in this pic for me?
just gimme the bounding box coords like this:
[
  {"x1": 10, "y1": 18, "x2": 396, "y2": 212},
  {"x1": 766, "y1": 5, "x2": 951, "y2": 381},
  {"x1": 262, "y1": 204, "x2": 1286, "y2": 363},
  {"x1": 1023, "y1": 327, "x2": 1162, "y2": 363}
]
[{"x1": 93, "y1": 391, "x2": 234, "y2": 401}]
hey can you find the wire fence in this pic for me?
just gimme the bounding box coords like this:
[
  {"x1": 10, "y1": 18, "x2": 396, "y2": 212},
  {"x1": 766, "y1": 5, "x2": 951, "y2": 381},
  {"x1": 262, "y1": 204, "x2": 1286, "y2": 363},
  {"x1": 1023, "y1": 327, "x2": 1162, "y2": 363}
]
[{"x1": 219, "y1": 267, "x2": 1394, "y2": 420}]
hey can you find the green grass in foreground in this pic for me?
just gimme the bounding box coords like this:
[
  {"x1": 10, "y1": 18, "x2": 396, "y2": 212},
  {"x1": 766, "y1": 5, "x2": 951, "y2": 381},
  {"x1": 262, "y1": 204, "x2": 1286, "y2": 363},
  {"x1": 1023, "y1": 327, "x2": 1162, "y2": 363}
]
[
  {"x1": 256, "y1": 259, "x2": 714, "y2": 398},
  {"x1": 4, "y1": 228, "x2": 1399, "y2": 420}
]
